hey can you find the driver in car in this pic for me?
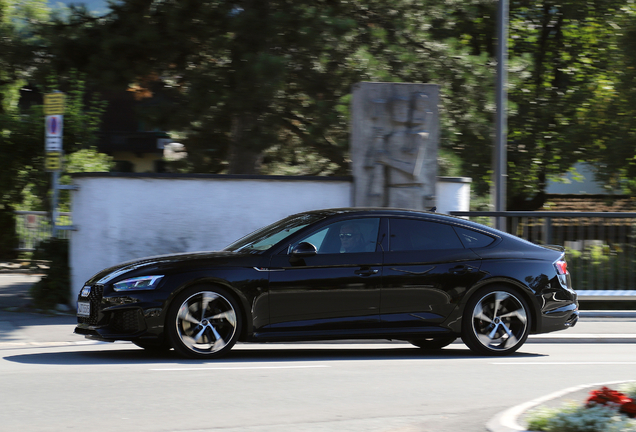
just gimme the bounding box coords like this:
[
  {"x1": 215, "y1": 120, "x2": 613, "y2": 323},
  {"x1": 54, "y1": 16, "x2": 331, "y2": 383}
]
[{"x1": 339, "y1": 224, "x2": 367, "y2": 253}]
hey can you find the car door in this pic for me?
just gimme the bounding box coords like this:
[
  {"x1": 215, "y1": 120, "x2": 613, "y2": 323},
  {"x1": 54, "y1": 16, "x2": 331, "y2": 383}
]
[
  {"x1": 266, "y1": 217, "x2": 382, "y2": 332},
  {"x1": 381, "y1": 217, "x2": 483, "y2": 327}
]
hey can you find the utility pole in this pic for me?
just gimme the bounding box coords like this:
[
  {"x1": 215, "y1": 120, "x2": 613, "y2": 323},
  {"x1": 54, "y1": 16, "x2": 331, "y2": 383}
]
[{"x1": 493, "y1": 0, "x2": 508, "y2": 231}]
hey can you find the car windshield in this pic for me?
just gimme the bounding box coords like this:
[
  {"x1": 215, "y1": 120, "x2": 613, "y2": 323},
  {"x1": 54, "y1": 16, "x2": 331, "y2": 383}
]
[{"x1": 223, "y1": 213, "x2": 328, "y2": 253}]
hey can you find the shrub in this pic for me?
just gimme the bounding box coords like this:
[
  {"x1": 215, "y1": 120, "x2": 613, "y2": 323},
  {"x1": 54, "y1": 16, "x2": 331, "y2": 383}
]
[
  {"x1": 0, "y1": 207, "x2": 19, "y2": 260},
  {"x1": 30, "y1": 238, "x2": 70, "y2": 310},
  {"x1": 526, "y1": 384, "x2": 636, "y2": 432}
]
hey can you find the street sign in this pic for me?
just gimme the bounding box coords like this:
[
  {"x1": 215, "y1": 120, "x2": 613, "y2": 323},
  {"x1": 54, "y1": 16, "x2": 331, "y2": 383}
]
[
  {"x1": 45, "y1": 152, "x2": 62, "y2": 171},
  {"x1": 44, "y1": 93, "x2": 66, "y2": 115},
  {"x1": 46, "y1": 115, "x2": 63, "y2": 138},
  {"x1": 45, "y1": 114, "x2": 63, "y2": 154},
  {"x1": 46, "y1": 137, "x2": 63, "y2": 152}
]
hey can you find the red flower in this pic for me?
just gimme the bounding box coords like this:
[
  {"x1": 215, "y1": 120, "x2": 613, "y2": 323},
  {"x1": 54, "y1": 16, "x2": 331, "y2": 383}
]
[
  {"x1": 586, "y1": 387, "x2": 632, "y2": 407},
  {"x1": 621, "y1": 402, "x2": 636, "y2": 418}
]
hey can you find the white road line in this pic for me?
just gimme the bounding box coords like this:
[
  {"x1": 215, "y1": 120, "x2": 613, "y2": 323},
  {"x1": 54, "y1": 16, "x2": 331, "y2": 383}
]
[
  {"x1": 492, "y1": 361, "x2": 636, "y2": 365},
  {"x1": 529, "y1": 334, "x2": 636, "y2": 338},
  {"x1": 151, "y1": 365, "x2": 330, "y2": 371}
]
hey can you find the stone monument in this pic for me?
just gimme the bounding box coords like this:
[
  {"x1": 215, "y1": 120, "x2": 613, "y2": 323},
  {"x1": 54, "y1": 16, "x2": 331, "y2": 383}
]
[{"x1": 351, "y1": 82, "x2": 439, "y2": 210}]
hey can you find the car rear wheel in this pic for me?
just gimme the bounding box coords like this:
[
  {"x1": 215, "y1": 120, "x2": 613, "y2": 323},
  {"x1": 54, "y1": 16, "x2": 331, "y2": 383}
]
[
  {"x1": 462, "y1": 286, "x2": 530, "y2": 356},
  {"x1": 409, "y1": 337, "x2": 457, "y2": 350},
  {"x1": 167, "y1": 285, "x2": 242, "y2": 359}
]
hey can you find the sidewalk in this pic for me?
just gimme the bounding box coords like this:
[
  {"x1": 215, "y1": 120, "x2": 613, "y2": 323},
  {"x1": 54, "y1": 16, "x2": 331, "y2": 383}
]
[{"x1": 0, "y1": 273, "x2": 79, "y2": 348}]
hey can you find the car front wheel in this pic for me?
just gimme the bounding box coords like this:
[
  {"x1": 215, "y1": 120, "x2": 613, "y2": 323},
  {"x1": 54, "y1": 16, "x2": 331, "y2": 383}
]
[
  {"x1": 462, "y1": 286, "x2": 530, "y2": 356},
  {"x1": 167, "y1": 285, "x2": 242, "y2": 359}
]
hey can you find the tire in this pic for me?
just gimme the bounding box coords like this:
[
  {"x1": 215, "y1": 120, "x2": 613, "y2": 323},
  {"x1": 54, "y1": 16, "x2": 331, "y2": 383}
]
[
  {"x1": 167, "y1": 285, "x2": 242, "y2": 359},
  {"x1": 409, "y1": 337, "x2": 457, "y2": 350},
  {"x1": 461, "y1": 286, "x2": 531, "y2": 356}
]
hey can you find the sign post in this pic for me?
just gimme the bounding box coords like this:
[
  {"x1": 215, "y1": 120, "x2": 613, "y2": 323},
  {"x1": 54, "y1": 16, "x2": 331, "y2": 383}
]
[{"x1": 44, "y1": 92, "x2": 66, "y2": 237}]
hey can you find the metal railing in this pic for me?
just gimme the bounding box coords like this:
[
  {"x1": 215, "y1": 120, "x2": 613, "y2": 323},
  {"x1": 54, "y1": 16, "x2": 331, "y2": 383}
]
[
  {"x1": 14, "y1": 211, "x2": 72, "y2": 252},
  {"x1": 450, "y1": 211, "x2": 636, "y2": 295}
]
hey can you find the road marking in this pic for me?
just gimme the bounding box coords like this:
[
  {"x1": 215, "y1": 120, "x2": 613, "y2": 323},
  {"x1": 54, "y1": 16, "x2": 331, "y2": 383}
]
[
  {"x1": 151, "y1": 365, "x2": 330, "y2": 371},
  {"x1": 492, "y1": 361, "x2": 636, "y2": 365},
  {"x1": 530, "y1": 334, "x2": 636, "y2": 338}
]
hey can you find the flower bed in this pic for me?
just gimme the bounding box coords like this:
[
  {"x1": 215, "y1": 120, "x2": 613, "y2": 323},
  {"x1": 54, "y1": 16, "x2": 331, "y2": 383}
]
[{"x1": 526, "y1": 382, "x2": 636, "y2": 431}]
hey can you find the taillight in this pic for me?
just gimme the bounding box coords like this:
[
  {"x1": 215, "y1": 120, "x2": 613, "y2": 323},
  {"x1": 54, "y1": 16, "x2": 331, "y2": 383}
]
[{"x1": 554, "y1": 259, "x2": 568, "y2": 275}]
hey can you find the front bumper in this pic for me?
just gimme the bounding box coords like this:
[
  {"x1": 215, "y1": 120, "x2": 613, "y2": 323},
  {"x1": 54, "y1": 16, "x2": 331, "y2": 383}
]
[{"x1": 75, "y1": 284, "x2": 165, "y2": 342}]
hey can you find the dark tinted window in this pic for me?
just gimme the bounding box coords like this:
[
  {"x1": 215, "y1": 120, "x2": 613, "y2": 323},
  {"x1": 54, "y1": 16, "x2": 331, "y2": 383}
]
[
  {"x1": 389, "y1": 219, "x2": 464, "y2": 251},
  {"x1": 453, "y1": 226, "x2": 495, "y2": 248},
  {"x1": 294, "y1": 218, "x2": 381, "y2": 254}
]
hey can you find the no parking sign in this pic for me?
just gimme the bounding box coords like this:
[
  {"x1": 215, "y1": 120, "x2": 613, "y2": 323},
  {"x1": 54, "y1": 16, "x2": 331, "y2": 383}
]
[
  {"x1": 45, "y1": 115, "x2": 63, "y2": 153},
  {"x1": 44, "y1": 92, "x2": 65, "y2": 171}
]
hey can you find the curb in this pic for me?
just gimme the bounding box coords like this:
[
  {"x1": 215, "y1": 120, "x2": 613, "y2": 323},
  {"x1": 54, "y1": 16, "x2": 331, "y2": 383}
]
[
  {"x1": 487, "y1": 379, "x2": 636, "y2": 432},
  {"x1": 580, "y1": 310, "x2": 636, "y2": 318}
]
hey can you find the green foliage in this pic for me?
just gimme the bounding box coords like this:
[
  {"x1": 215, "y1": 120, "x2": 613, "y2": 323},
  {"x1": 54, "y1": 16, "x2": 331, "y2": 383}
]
[
  {"x1": 526, "y1": 402, "x2": 636, "y2": 431},
  {"x1": 30, "y1": 237, "x2": 70, "y2": 309},
  {"x1": 623, "y1": 383, "x2": 636, "y2": 400},
  {"x1": 1, "y1": 70, "x2": 109, "y2": 213},
  {"x1": 0, "y1": 0, "x2": 49, "y2": 111},
  {"x1": 3, "y1": 0, "x2": 636, "y2": 207},
  {"x1": 438, "y1": 148, "x2": 464, "y2": 178},
  {"x1": 0, "y1": 206, "x2": 18, "y2": 259},
  {"x1": 526, "y1": 384, "x2": 636, "y2": 432}
]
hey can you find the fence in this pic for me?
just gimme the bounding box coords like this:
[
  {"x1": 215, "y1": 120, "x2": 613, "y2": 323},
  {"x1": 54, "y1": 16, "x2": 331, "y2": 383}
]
[
  {"x1": 450, "y1": 211, "x2": 636, "y2": 297},
  {"x1": 14, "y1": 211, "x2": 72, "y2": 252}
]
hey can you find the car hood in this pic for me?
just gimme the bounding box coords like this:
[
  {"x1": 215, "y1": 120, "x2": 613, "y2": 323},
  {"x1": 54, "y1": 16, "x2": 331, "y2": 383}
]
[{"x1": 86, "y1": 251, "x2": 253, "y2": 285}]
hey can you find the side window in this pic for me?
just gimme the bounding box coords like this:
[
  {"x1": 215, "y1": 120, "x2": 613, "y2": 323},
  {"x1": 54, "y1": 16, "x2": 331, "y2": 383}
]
[
  {"x1": 292, "y1": 218, "x2": 381, "y2": 254},
  {"x1": 389, "y1": 219, "x2": 464, "y2": 251},
  {"x1": 453, "y1": 226, "x2": 495, "y2": 248}
]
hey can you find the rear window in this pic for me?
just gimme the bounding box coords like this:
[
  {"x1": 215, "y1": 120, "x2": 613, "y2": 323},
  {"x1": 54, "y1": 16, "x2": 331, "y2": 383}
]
[
  {"x1": 453, "y1": 226, "x2": 495, "y2": 249},
  {"x1": 389, "y1": 218, "x2": 464, "y2": 251}
]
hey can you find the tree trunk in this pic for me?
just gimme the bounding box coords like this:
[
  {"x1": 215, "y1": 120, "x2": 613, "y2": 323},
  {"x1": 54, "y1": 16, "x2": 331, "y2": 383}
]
[{"x1": 228, "y1": 113, "x2": 262, "y2": 174}]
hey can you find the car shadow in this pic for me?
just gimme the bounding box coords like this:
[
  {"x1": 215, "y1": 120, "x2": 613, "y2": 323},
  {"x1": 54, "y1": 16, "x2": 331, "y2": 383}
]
[{"x1": 3, "y1": 342, "x2": 547, "y2": 366}]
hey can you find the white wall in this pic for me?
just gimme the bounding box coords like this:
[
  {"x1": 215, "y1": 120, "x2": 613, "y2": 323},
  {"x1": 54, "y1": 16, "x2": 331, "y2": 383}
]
[
  {"x1": 69, "y1": 174, "x2": 470, "y2": 299},
  {"x1": 70, "y1": 174, "x2": 352, "y2": 298},
  {"x1": 436, "y1": 177, "x2": 471, "y2": 215}
]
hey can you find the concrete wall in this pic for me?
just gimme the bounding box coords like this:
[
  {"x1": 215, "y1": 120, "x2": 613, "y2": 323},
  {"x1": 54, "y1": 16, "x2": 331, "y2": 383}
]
[
  {"x1": 436, "y1": 177, "x2": 471, "y2": 215},
  {"x1": 69, "y1": 173, "x2": 352, "y2": 298},
  {"x1": 69, "y1": 173, "x2": 470, "y2": 299}
]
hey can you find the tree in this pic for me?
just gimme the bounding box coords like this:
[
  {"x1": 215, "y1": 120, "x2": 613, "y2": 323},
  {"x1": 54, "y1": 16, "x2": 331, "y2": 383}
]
[
  {"x1": 581, "y1": 3, "x2": 636, "y2": 194},
  {"x1": 0, "y1": 0, "x2": 50, "y2": 257},
  {"x1": 419, "y1": 0, "x2": 634, "y2": 209},
  {"x1": 42, "y1": 0, "x2": 435, "y2": 175},
  {"x1": 40, "y1": 0, "x2": 636, "y2": 210}
]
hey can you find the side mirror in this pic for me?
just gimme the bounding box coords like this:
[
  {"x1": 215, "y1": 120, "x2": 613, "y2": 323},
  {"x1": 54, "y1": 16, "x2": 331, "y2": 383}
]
[{"x1": 290, "y1": 242, "x2": 317, "y2": 258}]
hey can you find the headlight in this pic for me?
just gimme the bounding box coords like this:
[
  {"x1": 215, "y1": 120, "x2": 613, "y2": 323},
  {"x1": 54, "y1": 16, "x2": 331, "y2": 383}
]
[{"x1": 113, "y1": 275, "x2": 164, "y2": 292}]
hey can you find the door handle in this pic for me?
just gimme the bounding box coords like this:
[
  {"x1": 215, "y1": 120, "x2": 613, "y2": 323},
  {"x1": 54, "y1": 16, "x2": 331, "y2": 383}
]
[
  {"x1": 355, "y1": 268, "x2": 379, "y2": 276},
  {"x1": 450, "y1": 265, "x2": 476, "y2": 275}
]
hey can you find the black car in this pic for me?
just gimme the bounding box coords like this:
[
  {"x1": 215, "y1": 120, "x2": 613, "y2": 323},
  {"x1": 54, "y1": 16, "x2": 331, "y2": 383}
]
[{"x1": 75, "y1": 208, "x2": 578, "y2": 358}]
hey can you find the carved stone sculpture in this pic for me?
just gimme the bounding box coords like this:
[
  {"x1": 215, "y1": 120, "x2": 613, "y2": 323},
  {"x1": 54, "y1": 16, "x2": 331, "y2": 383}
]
[{"x1": 351, "y1": 82, "x2": 439, "y2": 210}]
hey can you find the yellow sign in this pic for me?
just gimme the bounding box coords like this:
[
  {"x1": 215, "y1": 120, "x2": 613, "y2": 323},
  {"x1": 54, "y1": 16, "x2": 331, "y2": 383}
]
[
  {"x1": 44, "y1": 93, "x2": 66, "y2": 115},
  {"x1": 45, "y1": 152, "x2": 62, "y2": 171}
]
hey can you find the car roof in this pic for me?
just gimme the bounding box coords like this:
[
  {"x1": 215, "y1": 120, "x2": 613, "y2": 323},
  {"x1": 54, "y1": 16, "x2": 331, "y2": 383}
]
[{"x1": 297, "y1": 207, "x2": 501, "y2": 235}]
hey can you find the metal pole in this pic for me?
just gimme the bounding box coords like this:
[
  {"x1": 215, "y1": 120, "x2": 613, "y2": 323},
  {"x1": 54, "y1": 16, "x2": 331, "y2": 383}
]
[
  {"x1": 51, "y1": 170, "x2": 59, "y2": 238},
  {"x1": 493, "y1": 0, "x2": 508, "y2": 231}
]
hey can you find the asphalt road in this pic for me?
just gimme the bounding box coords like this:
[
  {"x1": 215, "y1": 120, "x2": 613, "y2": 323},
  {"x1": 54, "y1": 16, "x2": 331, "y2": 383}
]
[
  {"x1": 1, "y1": 341, "x2": 636, "y2": 432},
  {"x1": 1, "y1": 273, "x2": 636, "y2": 432}
]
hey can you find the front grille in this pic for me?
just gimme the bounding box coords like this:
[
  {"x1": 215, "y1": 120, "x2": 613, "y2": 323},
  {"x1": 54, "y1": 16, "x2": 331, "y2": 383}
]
[
  {"x1": 110, "y1": 309, "x2": 143, "y2": 334},
  {"x1": 77, "y1": 285, "x2": 103, "y2": 326}
]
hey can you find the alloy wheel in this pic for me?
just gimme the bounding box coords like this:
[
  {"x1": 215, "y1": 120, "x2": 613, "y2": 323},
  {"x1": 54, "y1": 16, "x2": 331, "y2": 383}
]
[
  {"x1": 172, "y1": 289, "x2": 239, "y2": 358},
  {"x1": 463, "y1": 288, "x2": 530, "y2": 355}
]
